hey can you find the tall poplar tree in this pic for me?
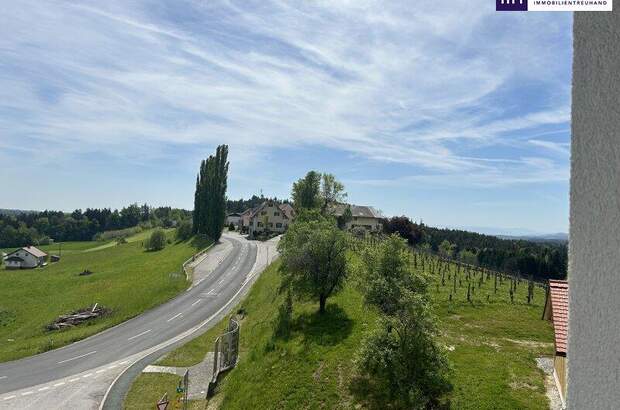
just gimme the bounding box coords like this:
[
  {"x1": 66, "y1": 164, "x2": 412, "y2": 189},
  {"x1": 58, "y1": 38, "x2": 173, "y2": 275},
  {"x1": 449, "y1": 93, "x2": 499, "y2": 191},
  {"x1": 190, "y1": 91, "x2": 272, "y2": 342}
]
[{"x1": 193, "y1": 145, "x2": 229, "y2": 241}]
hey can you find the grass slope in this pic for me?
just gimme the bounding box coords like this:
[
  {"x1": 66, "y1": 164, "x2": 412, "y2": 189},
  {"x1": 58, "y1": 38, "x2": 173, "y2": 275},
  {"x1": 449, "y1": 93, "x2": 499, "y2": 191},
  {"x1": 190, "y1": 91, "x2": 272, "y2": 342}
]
[
  {"x1": 0, "y1": 230, "x2": 209, "y2": 362},
  {"x1": 124, "y1": 253, "x2": 553, "y2": 409}
]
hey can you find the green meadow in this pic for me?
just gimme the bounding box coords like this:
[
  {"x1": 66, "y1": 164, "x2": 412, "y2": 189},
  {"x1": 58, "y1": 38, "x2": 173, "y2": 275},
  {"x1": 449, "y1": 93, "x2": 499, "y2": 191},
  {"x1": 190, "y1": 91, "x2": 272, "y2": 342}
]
[
  {"x1": 125, "y1": 249, "x2": 553, "y2": 409},
  {"x1": 0, "y1": 230, "x2": 209, "y2": 362}
]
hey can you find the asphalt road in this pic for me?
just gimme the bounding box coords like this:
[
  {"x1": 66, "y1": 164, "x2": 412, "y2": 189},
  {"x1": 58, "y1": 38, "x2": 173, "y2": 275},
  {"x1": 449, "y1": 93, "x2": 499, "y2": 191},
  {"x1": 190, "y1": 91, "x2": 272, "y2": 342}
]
[{"x1": 0, "y1": 233, "x2": 258, "y2": 397}]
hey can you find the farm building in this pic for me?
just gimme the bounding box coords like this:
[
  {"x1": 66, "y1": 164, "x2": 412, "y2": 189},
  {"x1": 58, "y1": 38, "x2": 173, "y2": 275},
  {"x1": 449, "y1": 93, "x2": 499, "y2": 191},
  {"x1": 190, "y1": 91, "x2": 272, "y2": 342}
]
[
  {"x1": 543, "y1": 279, "x2": 568, "y2": 406},
  {"x1": 226, "y1": 212, "x2": 242, "y2": 227},
  {"x1": 330, "y1": 203, "x2": 383, "y2": 232},
  {"x1": 3, "y1": 246, "x2": 48, "y2": 269}
]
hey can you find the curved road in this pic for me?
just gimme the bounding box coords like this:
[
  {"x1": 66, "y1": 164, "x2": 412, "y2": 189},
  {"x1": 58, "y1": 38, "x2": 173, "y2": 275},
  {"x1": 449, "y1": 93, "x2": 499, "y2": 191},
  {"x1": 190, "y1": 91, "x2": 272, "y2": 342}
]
[{"x1": 0, "y1": 233, "x2": 271, "y2": 408}]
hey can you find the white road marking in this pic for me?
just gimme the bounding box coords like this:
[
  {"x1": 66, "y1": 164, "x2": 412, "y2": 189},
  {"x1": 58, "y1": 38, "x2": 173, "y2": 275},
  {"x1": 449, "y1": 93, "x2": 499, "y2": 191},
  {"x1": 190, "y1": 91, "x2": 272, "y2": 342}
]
[
  {"x1": 57, "y1": 350, "x2": 97, "y2": 364},
  {"x1": 38, "y1": 386, "x2": 50, "y2": 392},
  {"x1": 191, "y1": 299, "x2": 202, "y2": 306},
  {"x1": 96, "y1": 369, "x2": 106, "y2": 374},
  {"x1": 21, "y1": 391, "x2": 33, "y2": 396},
  {"x1": 82, "y1": 373, "x2": 92, "y2": 378},
  {"x1": 107, "y1": 364, "x2": 118, "y2": 370},
  {"x1": 0, "y1": 376, "x2": 6, "y2": 380},
  {"x1": 119, "y1": 360, "x2": 129, "y2": 365},
  {"x1": 128, "y1": 329, "x2": 152, "y2": 340},
  {"x1": 167, "y1": 312, "x2": 183, "y2": 322},
  {"x1": 69, "y1": 378, "x2": 80, "y2": 383},
  {"x1": 54, "y1": 382, "x2": 65, "y2": 387},
  {"x1": 3, "y1": 395, "x2": 16, "y2": 400}
]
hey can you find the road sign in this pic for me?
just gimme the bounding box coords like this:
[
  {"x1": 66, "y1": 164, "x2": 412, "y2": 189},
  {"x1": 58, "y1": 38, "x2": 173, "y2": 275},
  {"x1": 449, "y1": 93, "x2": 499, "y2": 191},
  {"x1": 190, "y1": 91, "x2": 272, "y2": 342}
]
[{"x1": 157, "y1": 392, "x2": 169, "y2": 410}]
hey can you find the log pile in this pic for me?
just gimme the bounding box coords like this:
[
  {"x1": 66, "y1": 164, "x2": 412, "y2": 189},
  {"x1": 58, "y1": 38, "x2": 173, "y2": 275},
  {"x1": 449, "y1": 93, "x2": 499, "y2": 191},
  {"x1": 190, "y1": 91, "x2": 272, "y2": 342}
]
[
  {"x1": 78, "y1": 269, "x2": 93, "y2": 276},
  {"x1": 46, "y1": 304, "x2": 109, "y2": 331}
]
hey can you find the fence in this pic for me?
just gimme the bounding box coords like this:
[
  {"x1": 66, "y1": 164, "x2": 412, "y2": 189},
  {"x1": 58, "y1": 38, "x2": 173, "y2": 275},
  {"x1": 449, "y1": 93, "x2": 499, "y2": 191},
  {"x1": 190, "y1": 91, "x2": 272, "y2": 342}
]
[
  {"x1": 181, "y1": 243, "x2": 214, "y2": 283},
  {"x1": 207, "y1": 317, "x2": 240, "y2": 397},
  {"x1": 348, "y1": 234, "x2": 549, "y2": 290}
]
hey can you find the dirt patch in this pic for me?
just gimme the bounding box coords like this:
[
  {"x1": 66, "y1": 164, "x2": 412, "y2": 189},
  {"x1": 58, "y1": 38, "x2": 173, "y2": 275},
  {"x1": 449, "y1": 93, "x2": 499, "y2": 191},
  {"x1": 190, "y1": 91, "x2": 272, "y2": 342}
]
[
  {"x1": 504, "y1": 338, "x2": 553, "y2": 349},
  {"x1": 509, "y1": 380, "x2": 538, "y2": 390},
  {"x1": 313, "y1": 361, "x2": 326, "y2": 382},
  {"x1": 46, "y1": 304, "x2": 110, "y2": 331}
]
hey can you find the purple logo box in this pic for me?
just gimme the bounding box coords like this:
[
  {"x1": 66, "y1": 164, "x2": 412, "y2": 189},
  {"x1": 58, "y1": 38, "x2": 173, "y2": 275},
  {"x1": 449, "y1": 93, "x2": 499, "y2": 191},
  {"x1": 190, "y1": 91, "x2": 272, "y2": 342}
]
[{"x1": 496, "y1": 0, "x2": 528, "y2": 11}]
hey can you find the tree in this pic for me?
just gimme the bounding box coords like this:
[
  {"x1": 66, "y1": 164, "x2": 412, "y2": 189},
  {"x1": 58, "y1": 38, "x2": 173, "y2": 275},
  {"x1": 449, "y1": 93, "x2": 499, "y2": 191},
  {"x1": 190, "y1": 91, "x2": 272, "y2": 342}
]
[
  {"x1": 383, "y1": 216, "x2": 424, "y2": 245},
  {"x1": 355, "y1": 295, "x2": 452, "y2": 409},
  {"x1": 439, "y1": 240, "x2": 456, "y2": 259},
  {"x1": 360, "y1": 235, "x2": 428, "y2": 316},
  {"x1": 291, "y1": 171, "x2": 321, "y2": 210},
  {"x1": 147, "y1": 229, "x2": 167, "y2": 251},
  {"x1": 175, "y1": 220, "x2": 193, "y2": 241},
  {"x1": 320, "y1": 173, "x2": 347, "y2": 212},
  {"x1": 337, "y1": 204, "x2": 353, "y2": 230},
  {"x1": 193, "y1": 145, "x2": 229, "y2": 241},
  {"x1": 458, "y1": 249, "x2": 478, "y2": 266},
  {"x1": 356, "y1": 235, "x2": 451, "y2": 408},
  {"x1": 278, "y1": 211, "x2": 348, "y2": 314}
]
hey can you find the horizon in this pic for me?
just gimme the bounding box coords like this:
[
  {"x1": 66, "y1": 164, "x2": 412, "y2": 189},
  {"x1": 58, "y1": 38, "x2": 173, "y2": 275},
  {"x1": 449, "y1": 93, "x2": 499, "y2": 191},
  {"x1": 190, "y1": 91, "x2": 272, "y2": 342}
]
[{"x1": 0, "y1": 1, "x2": 571, "y2": 233}]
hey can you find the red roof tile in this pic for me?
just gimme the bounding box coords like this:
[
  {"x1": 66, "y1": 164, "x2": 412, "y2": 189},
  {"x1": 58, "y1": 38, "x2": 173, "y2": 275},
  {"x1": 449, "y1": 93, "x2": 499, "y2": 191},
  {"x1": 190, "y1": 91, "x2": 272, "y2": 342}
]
[{"x1": 548, "y1": 279, "x2": 568, "y2": 354}]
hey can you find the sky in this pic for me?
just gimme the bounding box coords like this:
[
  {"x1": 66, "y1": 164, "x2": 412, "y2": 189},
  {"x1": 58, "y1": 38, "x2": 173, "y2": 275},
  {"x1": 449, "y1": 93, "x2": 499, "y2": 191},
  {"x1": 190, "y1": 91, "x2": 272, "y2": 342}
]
[{"x1": 0, "y1": 1, "x2": 572, "y2": 234}]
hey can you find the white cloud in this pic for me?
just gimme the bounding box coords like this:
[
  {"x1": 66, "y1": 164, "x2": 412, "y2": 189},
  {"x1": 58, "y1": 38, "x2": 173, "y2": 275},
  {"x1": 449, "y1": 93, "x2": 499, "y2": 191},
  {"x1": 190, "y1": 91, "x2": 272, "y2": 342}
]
[{"x1": 0, "y1": 0, "x2": 571, "y2": 186}]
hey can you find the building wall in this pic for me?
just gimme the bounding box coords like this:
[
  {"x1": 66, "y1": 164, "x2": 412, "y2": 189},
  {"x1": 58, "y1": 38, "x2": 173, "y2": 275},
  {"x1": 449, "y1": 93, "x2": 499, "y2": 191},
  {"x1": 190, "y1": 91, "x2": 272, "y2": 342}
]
[
  {"x1": 569, "y1": 10, "x2": 620, "y2": 408},
  {"x1": 346, "y1": 216, "x2": 382, "y2": 232},
  {"x1": 248, "y1": 204, "x2": 289, "y2": 236},
  {"x1": 554, "y1": 355, "x2": 567, "y2": 404},
  {"x1": 12, "y1": 250, "x2": 39, "y2": 268},
  {"x1": 226, "y1": 215, "x2": 241, "y2": 226}
]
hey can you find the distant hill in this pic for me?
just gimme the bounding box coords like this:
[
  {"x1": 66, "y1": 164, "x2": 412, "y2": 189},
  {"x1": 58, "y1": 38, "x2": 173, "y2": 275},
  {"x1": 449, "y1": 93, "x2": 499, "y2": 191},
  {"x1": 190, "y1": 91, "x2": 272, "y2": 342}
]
[{"x1": 497, "y1": 232, "x2": 568, "y2": 242}]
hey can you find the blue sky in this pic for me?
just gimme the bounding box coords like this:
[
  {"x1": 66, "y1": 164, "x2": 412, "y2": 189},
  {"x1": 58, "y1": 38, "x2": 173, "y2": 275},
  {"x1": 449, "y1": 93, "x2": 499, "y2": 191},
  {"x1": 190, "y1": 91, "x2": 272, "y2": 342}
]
[{"x1": 0, "y1": 1, "x2": 572, "y2": 234}]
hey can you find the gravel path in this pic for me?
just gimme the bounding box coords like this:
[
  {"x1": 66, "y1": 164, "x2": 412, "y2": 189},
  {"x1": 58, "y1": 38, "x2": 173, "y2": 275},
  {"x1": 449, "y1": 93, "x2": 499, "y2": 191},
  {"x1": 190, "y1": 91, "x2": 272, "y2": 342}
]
[{"x1": 536, "y1": 357, "x2": 564, "y2": 410}]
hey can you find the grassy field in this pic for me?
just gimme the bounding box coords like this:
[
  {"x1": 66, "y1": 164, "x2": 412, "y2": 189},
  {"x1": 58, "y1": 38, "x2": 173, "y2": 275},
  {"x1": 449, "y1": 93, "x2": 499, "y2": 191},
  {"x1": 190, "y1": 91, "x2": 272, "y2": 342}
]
[
  {"x1": 0, "y1": 229, "x2": 210, "y2": 362},
  {"x1": 124, "y1": 250, "x2": 553, "y2": 409}
]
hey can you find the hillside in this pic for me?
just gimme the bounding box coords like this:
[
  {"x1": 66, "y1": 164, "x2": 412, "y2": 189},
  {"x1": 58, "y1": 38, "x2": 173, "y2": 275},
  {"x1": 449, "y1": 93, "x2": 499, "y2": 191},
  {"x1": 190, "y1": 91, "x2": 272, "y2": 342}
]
[
  {"x1": 124, "y1": 247, "x2": 553, "y2": 409},
  {"x1": 0, "y1": 230, "x2": 209, "y2": 362}
]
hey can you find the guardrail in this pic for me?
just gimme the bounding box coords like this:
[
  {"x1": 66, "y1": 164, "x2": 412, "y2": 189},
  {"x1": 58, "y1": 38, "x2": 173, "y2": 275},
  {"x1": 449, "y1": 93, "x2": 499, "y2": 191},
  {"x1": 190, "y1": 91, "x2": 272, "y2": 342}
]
[{"x1": 181, "y1": 242, "x2": 215, "y2": 283}]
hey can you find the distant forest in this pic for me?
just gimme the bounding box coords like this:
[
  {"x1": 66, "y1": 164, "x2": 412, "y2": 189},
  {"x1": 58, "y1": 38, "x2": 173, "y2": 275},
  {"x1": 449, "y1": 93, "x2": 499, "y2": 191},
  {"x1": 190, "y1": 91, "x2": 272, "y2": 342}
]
[
  {"x1": 0, "y1": 205, "x2": 191, "y2": 248},
  {"x1": 226, "y1": 195, "x2": 287, "y2": 214},
  {"x1": 383, "y1": 216, "x2": 567, "y2": 281}
]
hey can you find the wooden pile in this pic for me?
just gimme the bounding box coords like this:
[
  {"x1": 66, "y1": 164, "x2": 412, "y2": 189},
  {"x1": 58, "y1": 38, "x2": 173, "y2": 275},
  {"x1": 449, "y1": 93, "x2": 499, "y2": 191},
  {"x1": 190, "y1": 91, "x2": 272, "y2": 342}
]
[{"x1": 46, "y1": 304, "x2": 109, "y2": 331}]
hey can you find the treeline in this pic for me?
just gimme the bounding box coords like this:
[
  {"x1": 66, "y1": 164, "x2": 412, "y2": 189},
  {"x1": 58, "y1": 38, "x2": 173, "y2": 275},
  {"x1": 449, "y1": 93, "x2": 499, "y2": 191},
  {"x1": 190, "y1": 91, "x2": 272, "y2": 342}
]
[
  {"x1": 383, "y1": 216, "x2": 567, "y2": 281},
  {"x1": 0, "y1": 204, "x2": 191, "y2": 248},
  {"x1": 226, "y1": 195, "x2": 287, "y2": 214}
]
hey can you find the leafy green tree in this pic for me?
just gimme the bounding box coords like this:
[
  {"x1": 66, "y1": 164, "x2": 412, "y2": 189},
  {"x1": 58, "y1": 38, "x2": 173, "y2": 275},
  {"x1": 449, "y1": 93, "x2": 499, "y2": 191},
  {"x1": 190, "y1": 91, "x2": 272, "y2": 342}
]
[
  {"x1": 360, "y1": 235, "x2": 428, "y2": 316},
  {"x1": 356, "y1": 235, "x2": 451, "y2": 408},
  {"x1": 337, "y1": 204, "x2": 353, "y2": 230},
  {"x1": 439, "y1": 240, "x2": 456, "y2": 259},
  {"x1": 355, "y1": 295, "x2": 452, "y2": 409},
  {"x1": 458, "y1": 249, "x2": 478, "y2": 266},
  {"x1": 278, "y1": 212, "x2": 348, "y2": 314},
  {"x1": 291, "y1": 171, "x2": 321, "y2": 210},
  {"x1": 320, "y1": 173, "x2": 347, "y2": 212},
  {"x1": 147, "y1": 229, "x2": 167, "y2": 251},
  {"x1": 175, "y1": 220, "x2": 193, "y2": 241}
]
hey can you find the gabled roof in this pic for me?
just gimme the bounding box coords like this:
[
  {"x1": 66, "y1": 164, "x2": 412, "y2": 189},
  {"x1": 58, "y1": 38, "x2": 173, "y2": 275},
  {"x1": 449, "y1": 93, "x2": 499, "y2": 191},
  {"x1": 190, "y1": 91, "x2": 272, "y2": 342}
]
[
  {"x1": 227, "y1": 212, "x2": 242, "y2": 217},
  {"x1": 279, "y1": 203, "x2": 295, "y2": 220},
  {"x1": 331, "y1": 203, "x2": 383, "y2": 219},
  {"x1": 7, "y1": 246, "x2": 47, "y2": 258},
  {"x1": 249, "y1": 201, "x2": 291, "y2": 220},
  {"x1": 546, "y1": 279, "x2": 568, "y2": 355}
]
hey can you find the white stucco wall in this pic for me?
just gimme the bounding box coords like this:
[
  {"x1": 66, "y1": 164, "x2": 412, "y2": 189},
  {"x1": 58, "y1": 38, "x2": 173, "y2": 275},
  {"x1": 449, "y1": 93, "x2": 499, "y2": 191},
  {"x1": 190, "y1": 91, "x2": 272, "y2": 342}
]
[{"x1": 568, "y1": 9, "x2": 620, "y2": 408}]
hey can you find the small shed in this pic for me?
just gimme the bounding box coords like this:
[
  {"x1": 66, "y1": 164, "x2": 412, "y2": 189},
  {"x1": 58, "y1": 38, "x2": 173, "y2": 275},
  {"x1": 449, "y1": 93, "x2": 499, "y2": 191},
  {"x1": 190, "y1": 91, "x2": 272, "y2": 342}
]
[
  {"x1": 226, "y1": 213, "x2": 242, "y2": 227},
  {"x1": 543, "y1": 279, "x2": 568, "y2": 405},
  {"x1": 4, "y1": 246, "x2": 48, "y2": 269}
]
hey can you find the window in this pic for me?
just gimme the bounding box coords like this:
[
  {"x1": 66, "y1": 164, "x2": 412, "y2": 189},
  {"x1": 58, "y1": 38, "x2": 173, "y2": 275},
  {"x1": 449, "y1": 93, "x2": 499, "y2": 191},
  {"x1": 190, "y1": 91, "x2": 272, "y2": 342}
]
[
  {"x1": 274, "y1": 211, "x2": 280, "y2": 216},
  {"x1": 249, "y1": 221, "x2": 253, "y2": 226},
  {"x1": 353, "y1": 217, "x2": 358, "y2": 221},
  {"x1": 276, "y1": 223, "x2": 282, "y2": 228},
  {"x1": 257, "y1": 222, "x2": 263, "y2": 227}
]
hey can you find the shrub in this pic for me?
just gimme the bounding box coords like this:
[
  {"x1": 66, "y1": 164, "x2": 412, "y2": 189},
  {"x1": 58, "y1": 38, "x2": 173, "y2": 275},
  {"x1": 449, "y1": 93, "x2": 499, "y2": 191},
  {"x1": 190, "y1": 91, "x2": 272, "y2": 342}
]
[
  {"x1": 146, "y1": 229, "x2": 167, "y2": 251},
  {"x1": 175, "y1": 220, "x2": 193, "y2": 241}
]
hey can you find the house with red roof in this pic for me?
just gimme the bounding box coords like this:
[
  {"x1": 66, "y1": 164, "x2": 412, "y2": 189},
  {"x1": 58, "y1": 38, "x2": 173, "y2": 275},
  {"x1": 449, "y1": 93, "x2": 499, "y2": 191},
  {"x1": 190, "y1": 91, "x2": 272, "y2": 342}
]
[
  {"x1": 3, "y1": 246, "x2": 48, "y2": 269},
  {"x1": 543, "y1": 279, "x2": 568, "y2": 405}
]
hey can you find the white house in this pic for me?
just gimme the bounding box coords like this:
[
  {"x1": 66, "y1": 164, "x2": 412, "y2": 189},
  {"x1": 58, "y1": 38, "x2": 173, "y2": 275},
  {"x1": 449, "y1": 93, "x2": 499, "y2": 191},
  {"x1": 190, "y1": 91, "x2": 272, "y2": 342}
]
[
  {"x1": 247, "y1": 201, "x2": 295, "y2": 238},
  {"x1": 4, "y1": 246, "x2": 48, "y2": 269},
  {"x1": 331, "y1": 204, "x2": 383, "y2": 232}
]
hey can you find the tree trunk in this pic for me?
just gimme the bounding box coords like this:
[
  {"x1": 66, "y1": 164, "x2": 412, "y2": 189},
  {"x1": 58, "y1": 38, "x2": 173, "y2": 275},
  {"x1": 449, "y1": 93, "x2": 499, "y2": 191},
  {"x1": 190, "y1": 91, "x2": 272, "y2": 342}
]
[{"x1": 319, "y1": 295, "x2": 327, "y2": 314}]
